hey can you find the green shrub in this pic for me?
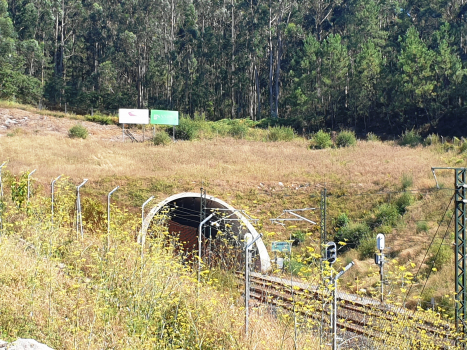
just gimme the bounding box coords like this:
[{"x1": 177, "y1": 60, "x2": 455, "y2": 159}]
[
  {"x1": 334, "y1": 213, "x2": 349, "y2": 229},
  {"x1": 424, "y1": 133, "x2": 440, "y2": 146},
  {"x1": 401, "y1": 173, "x2": 413, "y2": 190},
  {"x1": 395, "y1": 192, "x2": 414, "y2": 214},
  {"x1": 228, "y1": 120, "x2": 248, "y2": 139},
  {"x1": 310, "y1": 130, "x2": 333, "y2": 149},
  {"x1": 291, "y1": 230, "x2": 306, "y2": 245},
  {"x1": 358, "y1": 235, "x2": 377, "y2": 259},
  {"x1": 459, "y1": 141, "x2": 467, "y2": 153},
  {"x1": 68, "y1": 124, "x2": 88, "y2": 139},
  {"x1": 85, "y1": 113, "x2": 116, "y2": 125},
  {"x1": 336, "y1": 130, "x2": 356, "y2": 147},
  {"x1": 398, "y1": 129, "x2": 422, "y2": 147},
  {"x1": 372, "y1": 203, "x2": 400, "y2": 227},
  {"x1": 416, "y1": 221, "x2": 429, "y2": 233},
  {"x1": 335, "y1": 222, "x2": 370, "y2": 251},
  {"x1": 366, "y1": 132, "x2": 380, "y2": 142},
  {"x1": 153, "y1": 131, "x2": 172, "y2": 146},
  {"x1": 268, "y1": 126, "x2": 295, "y2": 142},
  {"x1": 426, "y1": 239, "x2": 452, "y2": 271},
  {"x1": 175, "y1": 117, "x2": 200, "y2": 140}
]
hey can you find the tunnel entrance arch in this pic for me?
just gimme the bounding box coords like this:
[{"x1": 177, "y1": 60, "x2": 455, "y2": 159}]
[{"x1": 139, "y1": 192, "x2": 271, "y2": 273}]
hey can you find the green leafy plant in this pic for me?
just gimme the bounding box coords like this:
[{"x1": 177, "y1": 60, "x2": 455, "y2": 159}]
[
  {"x1": 371, "y1": 203, "x2": 400, "y2": 227},
  {"x1": 336, "y1": 130, "x2": 357, "y2": 147},
  {"x1": 68, "y1": 124, "x2": 88, "y2": 139},
  {"x1": 401, "y1": 173, "x2": 413, "y2": 190},
  {"x1": 291, "y1": 230, "x2": 306, "y2": 245},
  {"x1": 395, "y1": 192, "x2": 414, "y2": 214},
  {"x1": 228, "y1": 120, "x2": 248, "y2": 139},
  {"x1": 334, "y1": 213, "x2": 349, "y2": 229},
  {"x1": 153, "y1": 131, "x2": 172, "y2": 146},
  {"x1": 335, "y1": 222, "x2": 370, "y2": 251},
  {"x1": 10, "y1": 173, "x2": 28, "y2": 208},
  {"x1": 85, "y1": 113, "x2": 117, "y2": 125},
  {"x1": 366, "y1": 132, "x2": 380, "y2": 142},
  {"x1": 268, "y1": 126, "x2": 295, "y2": 141},
  {"x1": 358, "y1": 235, "x2": 377, "y2": 259},
  {"x1": 310, "y1": 130, "x2": 333, "y2": 149},
  {"x1": 398, "y1": 129, "x2": 421, "y2": 147},
  {"x1": 459, "y1": 141, "x2": 467, "y2": 153},
  {"x1": 424, "y1": 133, "x2": 440, "y2": 146},
  {"x1": 416, "y1": 221, "x2": 429, "y2": 233}
]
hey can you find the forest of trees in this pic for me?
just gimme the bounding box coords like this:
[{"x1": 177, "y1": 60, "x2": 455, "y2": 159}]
[{"x1": 1, "y1": 0, "x2": 467, "y2": 134}]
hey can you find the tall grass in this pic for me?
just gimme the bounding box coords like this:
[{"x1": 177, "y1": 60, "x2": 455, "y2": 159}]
[{"x1": 0, "y1": 180, "x2": 319, "y2": 349}]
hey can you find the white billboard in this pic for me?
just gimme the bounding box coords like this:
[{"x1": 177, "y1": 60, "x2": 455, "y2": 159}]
[{"x1": 118, "y1": 109, "x2": 149, "y2": 124}]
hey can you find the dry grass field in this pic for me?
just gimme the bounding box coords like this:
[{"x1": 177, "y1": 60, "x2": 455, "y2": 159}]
[{"x1": 0, "y1": 105, "x2": 464, "y2": 347}]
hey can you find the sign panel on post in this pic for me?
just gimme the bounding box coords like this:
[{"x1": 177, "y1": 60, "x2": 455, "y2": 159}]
[
  {"x1": 119, "y1": 109, "x2": 149, "y2": 124},
  {"x1": 150, "y1": 110, "x2": 179, "y2": 125},
  {"x1": 271, "y1": 241, "x2": 291, "y2": 253}
]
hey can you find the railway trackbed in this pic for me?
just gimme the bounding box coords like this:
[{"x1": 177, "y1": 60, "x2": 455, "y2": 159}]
[{"x1": 237, "y1": 271, "x2": 458, "y2": 348}]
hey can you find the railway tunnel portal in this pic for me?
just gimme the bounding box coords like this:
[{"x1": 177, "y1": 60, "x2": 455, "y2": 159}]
[{"x1": 139, "y1": 192, "x2": 271, "y2": 273}]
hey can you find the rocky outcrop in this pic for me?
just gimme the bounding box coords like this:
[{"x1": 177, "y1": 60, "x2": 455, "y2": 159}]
[{"x1": 0, "y1": 339, "x2": 54, "y2": 350}]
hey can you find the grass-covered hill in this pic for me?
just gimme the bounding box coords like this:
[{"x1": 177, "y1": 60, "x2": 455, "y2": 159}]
[{"x1": 0, "y1": 104, "x2": 465, "y2": 348}]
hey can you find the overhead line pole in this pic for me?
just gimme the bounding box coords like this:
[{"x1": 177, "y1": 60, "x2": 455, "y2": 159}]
[{"x1": 432, "y1": 167, "x2": 467, "y2": 346}]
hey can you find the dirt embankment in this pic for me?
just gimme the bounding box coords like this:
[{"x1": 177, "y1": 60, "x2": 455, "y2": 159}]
[{"x1": 0, "y1": 108, "x2": 123, "y2": 141}]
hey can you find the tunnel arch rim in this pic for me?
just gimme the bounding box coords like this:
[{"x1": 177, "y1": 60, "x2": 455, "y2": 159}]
[{"x1": 139, "y1": 192, "x2": 271, "y2": 273}]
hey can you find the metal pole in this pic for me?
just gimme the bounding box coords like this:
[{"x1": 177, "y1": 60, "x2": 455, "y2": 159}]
[
  {"x1": 51, "y1": 175, "x2": 61, "y2": 224},
  {"x1": 76, "y1": 179, "x2": 88, "y2": 239},
  {"x1": 0, "y1": 162, "x2": 6, "y2": 198},
  {"x1": 332, "y1": 262, "x2": 355, "y2": 350},
  {"x1": 380, "y1": 250, "x2": 384, "y2": 303},
  {"x1": 0, "y1": 161, "x2": 6, "y2": 233},
  {"x1": 140, "y1": 195, "x2": 155, "y2": 245},
  {"x1": 107, "y1": 186, "x2": 119, "y2": 249},
  {"x1": 333, "y1": 276, "x2": 337, "y2": 350},
  {"x1": 245, "y1": 233, "x2": 263, "y2": 337},
  {"x1": 27, "y1": 169, "x2": 37, "y2": 203},
  {"x1": 198, "y1": 213, "x2": 214, "y2": 284},
  {"x1": 122, "y1": 124, "x2": 124, "y2": 142}
]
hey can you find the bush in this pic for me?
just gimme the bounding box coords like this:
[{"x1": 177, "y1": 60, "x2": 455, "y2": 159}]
[
  {"x1": 335, "y1": 222, "x2": 370, "y2": 251},
  {"x1": 426, "y1": 239, "x2": 452, "y2": 271},
  {"x1": 395, "y1": 192, "x2": 414, "y2": 214},
  {"x1": 334, "y1": 213, "x2": 349, "y2": 229},
  {"x1": 398, "y1": 129, "x2": 421, "y2": 147},
  {"x1": 291, "y1": 230, "x2": 306, "y2": 246},
  {"x1": 310, "y1": 130, "x2": 333, "y2": 149},
  {"x1": 459, "y1": 141, "x2": 467, "y2": 153},
  {"x1": 336, "y1": 130, "x2": 356, "y2": 147},
  {"x1": 401, "y1": 173, "x2": 413, "y2": 190},
  {"x1": 68, "y1": 124, "x2": 88, "y2": 139},
  {"x1": 358, "y1": 235, "x2": 377, "y2": 259},
  {"x1": 366, "y1": 132, "x2": 380, "y2": 142},
  {"x1": 424, "y1": 133, "x2": 440, "y2": 146},
  {"x1": 416, "y1": 221, "x2": 429, "y2": 233},
  {"x1": 85, "y1": 113, "x2": 117, "y2": 125},
  {"x1": 153, "y1": 131, "x2": 172, "y2": 146},
  {"x1": 228, "y1": 120, "x2": 248, "y2": 139},
  {"x1": 372, "y1": 203, "x2": 400, "y2": 227},
  {"x1": 175, "y1": 117, "x2": 200, "y2": 140},
  {"x1": 268, "y1": 126, "x2": 295, "y2": 141}
]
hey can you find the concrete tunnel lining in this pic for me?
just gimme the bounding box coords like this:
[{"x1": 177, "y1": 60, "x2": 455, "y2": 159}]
[{"x1": 139, "y1": 192, "x2": 271, "y2": 273}]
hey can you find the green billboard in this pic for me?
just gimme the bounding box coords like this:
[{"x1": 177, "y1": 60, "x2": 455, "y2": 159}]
[{"x1": 150, "y1": 110, "x2": 179, "y2": 125}]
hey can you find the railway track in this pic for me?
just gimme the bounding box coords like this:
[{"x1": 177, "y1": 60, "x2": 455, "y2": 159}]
[{"x1": 237, "y1": 271, "x2": 457, "y2": 348}]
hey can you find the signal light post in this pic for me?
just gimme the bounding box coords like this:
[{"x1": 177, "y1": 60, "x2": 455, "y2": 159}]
[
  {"x1": 375, "y1": 233, "x2": 385, "y2": 303},
  {"x1": 325, "y1": 241, "x2": 354, "y2": 350}
]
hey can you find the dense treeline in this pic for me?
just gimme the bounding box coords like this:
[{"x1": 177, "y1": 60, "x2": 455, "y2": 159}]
[{"x1": 1, "y1": 0, "x2": 467, "y2": 133}]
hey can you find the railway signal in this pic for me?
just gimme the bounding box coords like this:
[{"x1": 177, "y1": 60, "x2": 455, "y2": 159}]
[
  {"x1": 326, "y1": 241, "x2": 337, "y2": 264},
  {"x1": 375, "y1": 233, "x2": 385, "y2": 303}
]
